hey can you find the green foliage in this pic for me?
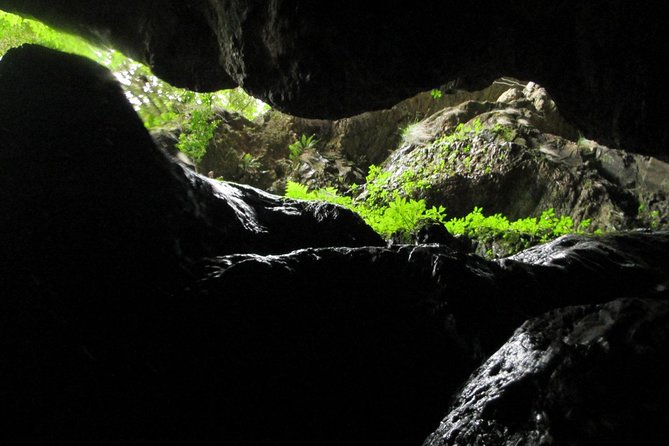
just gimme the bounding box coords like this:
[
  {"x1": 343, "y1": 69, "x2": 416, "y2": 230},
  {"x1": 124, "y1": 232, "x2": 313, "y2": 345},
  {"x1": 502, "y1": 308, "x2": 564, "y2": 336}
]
[
  {"x1": 94, "y1": 49, "x2": 267, "y2": 131},
  {"x1": 286, "y1": 162, "x2": 447, "y2": 241},
  {"x1": 285, "y1": 162, "x2": 593, "y2": 254},
  {"x1": 638, "y1": 203, "x2": 662, "y2": 229},
  {"x1": 491, "y1": 123, "x2": 517, "y2": 142},
  {"x1": 363, "y1": 164, "x2": 394, "y2": 206},
  {"x1": 286, "y1": 179, "x2": 445, "y2": 241},
  {"x1": 175, "y1": 95, "x2": 221, "y2": 164},
  {"x1": 432, "y1": 118, "x2": 485, "y2": 151},
  {"x1": 399, "y1": 168, "x2": 432, "y2": 195},
  {"x1": 0, "y1": 9, "x2": 269, "y2": 142},
  {"x1": 285, "y1": 181, "x2": 353, "y2": 208},
  {"x1": 396, "y1": 118, "x2": 517, "y2": 184},
  {"x1": 0, "y1": 10, "x2": 97, "y2": 58},
  {"x1": 446, "y1": 207, "x2": 590, "y2": 242},
  {"x1": 445, "y1": 207, "x2": 592, "y2": 253},
  {"x1": 286, "y1": 116, "x2": 596, "y2": 255},
  {"x1": 431, "y1": 118, "x2": 515, "y2": 156},
  {"x1": 288, "y1": 119, "x2": 592, "y2": 252},
  {"x1": 288, "y1": 134, "x2": 319, "y2": 162},
  {"x1": 430, "y1": 89, "x2": 443, "y2": 100},
  {"x1": 356, "y1": 196, "x2": 446, "y2": 241},
  {"x1": 239, "y1": 152, "x2": 261, "y2": 171},
  {"x1": 221, "y1": 88, "x2": 270, "y2": 120}
]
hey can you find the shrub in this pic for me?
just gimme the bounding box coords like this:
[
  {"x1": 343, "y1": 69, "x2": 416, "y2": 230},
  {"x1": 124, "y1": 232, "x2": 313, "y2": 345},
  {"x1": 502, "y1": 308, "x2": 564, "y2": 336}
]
[
  {"x1": 288, "y1": 134, "x2": 319, "y2": 162},
  {"x1": 175, "y1": 100, "x2": 220, "y2": 165}
]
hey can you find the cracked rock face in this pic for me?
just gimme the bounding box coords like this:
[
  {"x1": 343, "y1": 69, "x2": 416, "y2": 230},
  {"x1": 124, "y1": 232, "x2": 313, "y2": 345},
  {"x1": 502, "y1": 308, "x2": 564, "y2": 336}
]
[{"x1": 1, "y1": 0, "x2": 668, "y2": 157}]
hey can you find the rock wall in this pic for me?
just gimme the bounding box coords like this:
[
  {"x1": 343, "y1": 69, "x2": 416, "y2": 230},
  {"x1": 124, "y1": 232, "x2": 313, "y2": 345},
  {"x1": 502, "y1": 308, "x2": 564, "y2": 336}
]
[
  {"x1": 182, "y1": 78, "x2": 669, "y2": 249},
  {"x1": 359, "y1": 81, "x2": 669, "y2": 237},
  {"x1": 1, "y1": 1, "x2": 667, "y2": 157},
  {"x1": 158, "y1": 79, "x2": 517, "y2": 192}
]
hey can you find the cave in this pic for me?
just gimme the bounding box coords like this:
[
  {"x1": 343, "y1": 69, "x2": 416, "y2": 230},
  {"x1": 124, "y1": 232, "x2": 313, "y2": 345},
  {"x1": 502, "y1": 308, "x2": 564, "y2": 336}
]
[{"x1": 1, "y1": 2, "x2": 668, "y2": 445}]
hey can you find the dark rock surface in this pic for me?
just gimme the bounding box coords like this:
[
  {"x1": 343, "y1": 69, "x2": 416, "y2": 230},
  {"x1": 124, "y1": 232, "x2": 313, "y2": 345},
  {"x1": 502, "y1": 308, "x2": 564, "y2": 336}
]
[
  {"x1": 0, "y1": 46, "x2": 381, "y2": 445},
  {"x1": 1, "y1": 1, "x2": 667, "y2": 157},
  {"x1": 423, "y1": 297, "x2": 669, "y2": 446},
  {"x1": 2, "y1": 43, "x2": 669, "y2": 446},
  {"x1": 4, "y1": 231, "x2": 669, "y2": 444},
  {"x1": 0, "y1": 44, "x2": 382, "y2": 269}
]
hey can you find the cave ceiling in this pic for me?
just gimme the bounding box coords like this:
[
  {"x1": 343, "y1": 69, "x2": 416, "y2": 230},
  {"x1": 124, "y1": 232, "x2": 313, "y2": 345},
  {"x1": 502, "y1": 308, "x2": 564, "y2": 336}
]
[{"x1": 0, "y1": 0, "x2": 667, "y2": 157}]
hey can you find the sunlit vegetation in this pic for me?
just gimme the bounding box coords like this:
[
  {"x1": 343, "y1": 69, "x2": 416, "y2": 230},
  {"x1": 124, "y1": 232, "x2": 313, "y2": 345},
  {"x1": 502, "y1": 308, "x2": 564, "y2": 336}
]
[
  {"x1": 285, "y1": 161, "x2": 595, "y2": 256},
  {"x1": 288, "y1": 134, "x2": 319, "y2": 163},
  {"x1": 0, "y1": 9, "x2": 269, "y2": 163}
]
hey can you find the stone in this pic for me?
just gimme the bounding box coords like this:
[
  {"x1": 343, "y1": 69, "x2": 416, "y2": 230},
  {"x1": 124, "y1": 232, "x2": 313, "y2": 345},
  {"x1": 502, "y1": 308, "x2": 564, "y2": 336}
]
[
  {"x1": 423, "y1": 297, "x2": 669, "y2": 446},
  {"x1": 0, "y1": 42, "x2": 382, "y2": 445},
  {"x1": 357, "y1": 82, "x2": 669, "y2": 255},
  {"x1": 0, "y1": 44, "x2": 382, "y2": 275},
  {"x1": 2, "y1": 39, "x2": 669, "y2": 446},
  {"x1": 171, "y1": 80, "x2": 520, "y2": 194},
  {"x1": 146, "y1": 233, "x2": 669, "y2": 445},
  {"x1": 1, "y1": 1, "x2": 667, "y2": 157}
]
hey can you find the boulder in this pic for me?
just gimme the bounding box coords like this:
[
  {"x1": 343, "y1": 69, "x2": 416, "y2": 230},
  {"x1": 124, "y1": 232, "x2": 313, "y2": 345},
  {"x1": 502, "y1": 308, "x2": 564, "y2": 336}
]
[
  {"x1": 5, "y1": 223, "x2": 669, "y2": 444},
  {"x1": 424, "y1": 297, "x2": 669, "y2": 446},
  {"x1": 0, "y1": 44, "x2": 382, "y2": 277},
  {"x1": 360, "y1": 82, "x2": 669, "y2": 254},
  {"x1": 100, "y1": 233, "x2": 668, "y2": 445}
]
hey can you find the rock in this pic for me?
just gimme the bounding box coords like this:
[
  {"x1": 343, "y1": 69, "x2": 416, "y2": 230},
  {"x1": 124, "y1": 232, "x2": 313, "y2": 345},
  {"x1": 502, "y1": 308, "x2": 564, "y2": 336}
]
[
  {"x1": 2, "y1": 41, "x2": 669, "y2": 446},
  {"x1": 360, "y1": 82, "x2": 669, "y2": 255},
  {"x1": 0, "y1": 44, "x2": 382, "y2": 275},
  {"x1": 198, "y1": 179, "x2": 385, "y2": 252},
  {"x1": 0, "y1": 42, "x2": 382, "y2": 445},
  {"x1": 185, "y1": 109, "x2": 359, "y2": 193},
  {"x1": 161, "y1": 79, "x2": 521, "y2": 194},
  {"x1": 146, "y1": 80, "x2": 667, "y2": 249},
  {"x1": 499, "y1": 232, "x2": 669, "y2": 313},
  {"x1": 423, "y1": 297, "x2": 669, "y2": 446},
  {"x1": 2, "y1": 1, "x2": 667, "y2": 157},
  {"x1": 125, "y1": 233, "x2": 669, "y2": 445},
  {"x1": 413, "y1": 222, "x2": 458, "y2": 245}
]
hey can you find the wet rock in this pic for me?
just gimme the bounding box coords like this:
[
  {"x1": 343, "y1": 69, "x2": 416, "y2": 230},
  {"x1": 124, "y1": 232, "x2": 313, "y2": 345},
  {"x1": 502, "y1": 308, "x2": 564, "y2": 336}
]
[
  {"x1": 154, "y1": 233, "x2": 669, "y2": 445},
  {"x1": 499, "y1": 231, "x2": 669, "y2": 315},
  {"x1": 6, "y1": 224, "x2": 669, "y2": 445},
  {"x1": 197, "y1": 178, "x2": 384, "y2": 252},
  {"x1": 423, "y1": 297, "x2": 669, "y2": 446},
  {"x1": 413, "y1": 222, "x2": 458, "y2": 245}
]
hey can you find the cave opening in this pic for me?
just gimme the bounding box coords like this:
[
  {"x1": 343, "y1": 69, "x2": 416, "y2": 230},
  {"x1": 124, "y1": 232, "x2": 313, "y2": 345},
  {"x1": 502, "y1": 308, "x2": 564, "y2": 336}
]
[{"x1": 1, "y1": 4, "x2": 668, "y2": 446}]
